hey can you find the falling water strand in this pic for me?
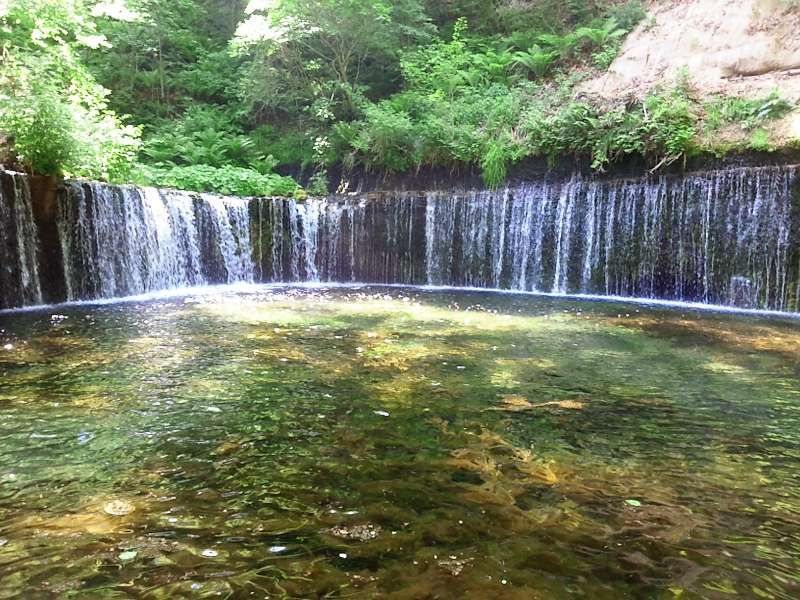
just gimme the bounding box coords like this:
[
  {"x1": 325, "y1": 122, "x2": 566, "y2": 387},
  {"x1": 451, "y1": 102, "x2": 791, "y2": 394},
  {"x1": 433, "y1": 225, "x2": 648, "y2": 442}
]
[
  {"x1": 0, "y1": 172, "x2": 43, "y2": 309},
  {"x1": 57, "y1": 183, "x2": 254, "y2": 301}
]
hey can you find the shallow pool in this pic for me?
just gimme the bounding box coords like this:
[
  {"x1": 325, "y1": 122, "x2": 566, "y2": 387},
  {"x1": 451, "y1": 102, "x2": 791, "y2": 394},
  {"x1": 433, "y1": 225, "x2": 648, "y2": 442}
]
[{"x1": 1, "y1": 286, "x2": 799, "y2": 598}]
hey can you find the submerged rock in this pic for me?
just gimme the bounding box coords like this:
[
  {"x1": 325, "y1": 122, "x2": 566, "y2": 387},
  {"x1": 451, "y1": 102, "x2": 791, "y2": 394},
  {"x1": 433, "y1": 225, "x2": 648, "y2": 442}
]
[
  {"x1": 103, "y1": 500, "x2": 136, "y2": 516},
  {"x1": 490, "y1": 395, "x2": 586, "y2": 412},
  {"x1": 326, "y1": 523, "x2": 381, "y2": 542},
  {"x1": 438, "y1": 556, "x2": 473, "y2": 576},
  {"x1": 496, "y1": 394, "x2": 534, "y2": 411}
]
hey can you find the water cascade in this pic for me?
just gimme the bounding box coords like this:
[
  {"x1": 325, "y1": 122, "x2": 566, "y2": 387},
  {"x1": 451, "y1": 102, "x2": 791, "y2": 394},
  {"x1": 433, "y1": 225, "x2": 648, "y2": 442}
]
[
  {"x1": 1, "y1": 164, "x2": 798, "y2": 312},
  {"x1": 0, "y1": 172, "x2": 43, "y2": 309},
  {"x1": 253, "y1": 165, "x2": 800, "y2": 312},
  {"x1": 58, "y1": 182, "x2": 253, "y2": 301}
]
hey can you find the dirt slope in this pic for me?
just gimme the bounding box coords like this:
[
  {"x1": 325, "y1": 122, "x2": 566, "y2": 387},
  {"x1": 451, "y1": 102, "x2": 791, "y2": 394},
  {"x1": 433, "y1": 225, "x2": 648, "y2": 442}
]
[{"x1": 582, "y1": 0, "x2": 800, "y2": 101}]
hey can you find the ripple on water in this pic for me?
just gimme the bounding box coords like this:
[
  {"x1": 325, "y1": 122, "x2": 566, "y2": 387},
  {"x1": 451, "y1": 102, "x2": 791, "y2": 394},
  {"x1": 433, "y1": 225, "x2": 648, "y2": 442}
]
[{"x1": 0, "y1": 286, "x2": 799, "y2": 598}]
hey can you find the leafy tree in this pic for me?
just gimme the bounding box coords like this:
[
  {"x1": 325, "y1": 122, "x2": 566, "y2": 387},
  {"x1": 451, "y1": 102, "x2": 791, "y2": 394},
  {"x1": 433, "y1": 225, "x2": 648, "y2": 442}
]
[
  {"x1": 0, "y1": 0, "x2": 140, "y2": 178},
  {"x1": 87, "y1": 0, "x2": 246, "y2": 122},
  {"x1": 234, "y1": 0, "x2": 434, "y2": 117}
]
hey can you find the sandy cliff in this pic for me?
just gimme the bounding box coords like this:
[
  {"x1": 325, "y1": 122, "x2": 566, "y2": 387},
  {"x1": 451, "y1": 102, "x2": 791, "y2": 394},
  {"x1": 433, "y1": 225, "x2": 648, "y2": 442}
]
[{"x1": 583, "y1": 0, "x2": 800, "y2": 101}]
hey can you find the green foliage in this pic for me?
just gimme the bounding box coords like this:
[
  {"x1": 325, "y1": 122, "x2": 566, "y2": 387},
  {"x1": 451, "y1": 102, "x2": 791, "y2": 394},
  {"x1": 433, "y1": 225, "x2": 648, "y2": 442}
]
[
  {"x1": 605, "y1": 0, "x2": 647, "y2": 31},
  {"x1": 137, "y1": 164, "x2": 299, "y2": 197},
  {"x1": 141, "y1": 105, "x2": 272, "y2": 171},
  {"x1": 641, "y1": 90, "x2": 698, "y2": 165},
  {"x1": 349, "y1": 102, "x2": 419, "y2": 172},
  {"x1": 0, "y1": 0, "x2": 140, "y2": 179},
  {"x1": 399, "y1": 19, "x2": 511, "y2": 95},
  {"x1": 536, "y1": 31, "x2": 582, "y2": 61},
  {"x1": 705, "y1": 92, "x2": 795, "y2": 132},
  {"x1": 6, "y1": 0, "x2": 792, "y2": 195},
  {"x1": 574, "y1": 18, "x2": 627, "y2": 49},
  {"x1": 306, "y1": 171, "x2": 330, "y2": 196},
  {"x1": 512, "y1": 47, "x2": 558, "y2": 78},
  {"x1": 747, "y1": 129, "x2": 771, "y2": 151},
  {"x1": 234, "y1": 0, "x2": 434, "y2": 119},
  {"x1": 522, "y1": 85, "x2": 698, "y2": 171},
  {"x1": 481, "y1": 136, "x2": 519, "y2": 189},
  {"x1": 87, "y1": 0, "x2": 247, "y2": 124},
  {"x1": 250, "y1": 125, "x2": 316, "y2": 169},
  {"x1": 591, "y1": 42, "x2": 621, "y2": 70},
  {"x1": 495, "y1": 0, "x2": 595, "y2": 34}
]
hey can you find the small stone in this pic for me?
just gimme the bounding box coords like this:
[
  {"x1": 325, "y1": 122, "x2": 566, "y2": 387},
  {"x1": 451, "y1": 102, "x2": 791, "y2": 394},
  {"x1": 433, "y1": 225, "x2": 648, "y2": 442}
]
[
  {"x1": 118, "y1": 550, "x2": 138, "y2": 561},
  {"x1": 103, "y1": 500, "x2": 135, "y2": 516},
  {"x1": 327, "y1": 524, "x2": 381, "y2": 542},
  {"x1": 438, "y1": 556, "x2": 473, "y2": 576}
]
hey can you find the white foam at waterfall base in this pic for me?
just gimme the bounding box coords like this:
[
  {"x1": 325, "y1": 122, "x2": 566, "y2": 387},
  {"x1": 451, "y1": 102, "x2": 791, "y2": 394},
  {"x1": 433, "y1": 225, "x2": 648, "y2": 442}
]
[{"x1": 3, "y1": 282, "x2": 799, "y2": 321}]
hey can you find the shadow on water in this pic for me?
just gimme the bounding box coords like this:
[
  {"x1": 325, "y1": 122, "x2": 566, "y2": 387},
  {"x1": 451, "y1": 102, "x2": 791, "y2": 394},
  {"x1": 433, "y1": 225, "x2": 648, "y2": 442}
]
[{"x1": 0, "y1": 286, "x2": 799, "y2": 598}]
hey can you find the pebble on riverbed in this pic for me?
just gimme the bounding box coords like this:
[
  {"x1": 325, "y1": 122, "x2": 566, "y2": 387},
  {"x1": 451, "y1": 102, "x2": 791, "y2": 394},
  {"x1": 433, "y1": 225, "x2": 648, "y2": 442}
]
[
  {"x1": 103, "y1": 500, "x2": 136, "y2": 516},
  {"x1": 437, "y1": 556, "x2": 473, "y2": 576},
  {"x1": 325, "y1": 524, "x2": 381, "y2": 542}
]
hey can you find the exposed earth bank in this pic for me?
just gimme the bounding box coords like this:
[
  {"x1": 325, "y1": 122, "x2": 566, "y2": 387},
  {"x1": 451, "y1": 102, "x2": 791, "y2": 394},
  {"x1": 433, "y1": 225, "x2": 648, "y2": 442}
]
[{"x1": 583, "y1": 0, "x2": 800, "y2": 102}]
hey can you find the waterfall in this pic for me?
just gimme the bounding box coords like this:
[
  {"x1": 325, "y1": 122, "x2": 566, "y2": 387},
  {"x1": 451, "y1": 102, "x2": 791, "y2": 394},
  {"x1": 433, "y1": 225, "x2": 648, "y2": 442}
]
[
  {"x1": 2, "y1": 164, "x2": 798, "y2": 312},
  {"x1": 57, "y1": 182, "x2": 253, "y2": 301},
  {"x1": 254, "y1": 194, "x2": 426, "y2": 285},
  {"x1": 252, "y1": 165, "x2": 800, "y2": 312},
  {"x1": 0, "y1": 172, "x2": 42, "y2": 309}
]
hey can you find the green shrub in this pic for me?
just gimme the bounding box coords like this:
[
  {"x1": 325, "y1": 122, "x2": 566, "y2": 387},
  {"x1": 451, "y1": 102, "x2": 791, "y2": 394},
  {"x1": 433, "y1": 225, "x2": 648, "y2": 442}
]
[
  {"x1": 592, "y1": 40, "x2": 622, "y2": 70},
  {"x1": 0, "y1": 73, "x2": 77, "y2": 177},
  {"x1": 521, "y1": 85, "x2": 698, "y2": 171},
  {"x1": 642, "y1": 90, "x2": 698, "y2": 165},
  {"x1": 704, "y1": 92, "x2": 795, "y2": 132},
  {"x1": 0, "y1": 0, "x2": 141, "y2": 180},
  {"x1": 605, "y1": 0, "x2": 647, "y2": 31},
  {"x1": 349, "y1": 101, "x2": 419, "y2": 172},
  {"x1": 250, "y1": 125, "x2": 316, "y2": 169},
  {"x1": 748, "y1": 129, "x2": 773, "y2": 152},
  {"x1": 481, "y1": 137, "x2": 516, "y2": 189},
  {"x1": 0, "y1": 54, "x2": 140, "y2": 179},
  {"x1": 512, "y1": 47, "x2": 559, "y2": 78},
  {"x1": 141, "y1": 105, "x2": 266, "y2": 169},
  {"x1": 137, "y1": 164, "x2": 300, "y2": 197}
]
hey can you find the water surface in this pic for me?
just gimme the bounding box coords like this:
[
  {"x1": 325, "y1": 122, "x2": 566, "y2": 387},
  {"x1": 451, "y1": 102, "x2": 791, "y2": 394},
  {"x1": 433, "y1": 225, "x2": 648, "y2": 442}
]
[{"x1": 1, "y1": 286, "x2": 799, "y2": 598}]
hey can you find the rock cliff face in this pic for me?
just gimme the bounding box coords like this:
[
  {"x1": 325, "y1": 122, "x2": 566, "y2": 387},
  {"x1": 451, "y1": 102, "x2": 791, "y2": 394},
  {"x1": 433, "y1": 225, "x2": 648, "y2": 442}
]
[{"x1": 583, "y1": 0, "x2": 800, "y2": 102}]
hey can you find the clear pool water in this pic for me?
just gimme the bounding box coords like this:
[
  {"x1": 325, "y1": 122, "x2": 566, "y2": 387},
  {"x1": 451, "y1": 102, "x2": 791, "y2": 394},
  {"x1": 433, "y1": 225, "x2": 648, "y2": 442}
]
[{"x1": 1, "y1": 286, "x2": 799, "y2": 598}]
